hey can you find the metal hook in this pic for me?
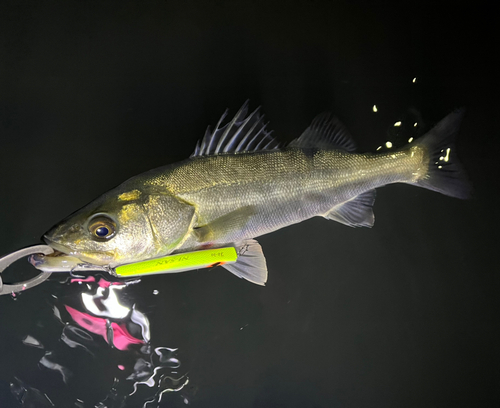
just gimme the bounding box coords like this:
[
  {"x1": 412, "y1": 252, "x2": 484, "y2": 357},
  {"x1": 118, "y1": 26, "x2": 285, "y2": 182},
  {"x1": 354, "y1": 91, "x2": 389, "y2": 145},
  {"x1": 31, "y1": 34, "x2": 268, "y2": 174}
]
[{"x1": 0, "y1": 245, "x2": 53, "y2": 296}]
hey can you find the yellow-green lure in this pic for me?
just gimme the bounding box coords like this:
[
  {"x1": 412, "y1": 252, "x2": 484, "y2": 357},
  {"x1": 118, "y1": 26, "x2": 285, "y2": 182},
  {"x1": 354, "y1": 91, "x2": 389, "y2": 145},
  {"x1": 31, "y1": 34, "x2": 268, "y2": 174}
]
[{"x1": 114, "y1": 247, "x2": 238, "y2": 277}]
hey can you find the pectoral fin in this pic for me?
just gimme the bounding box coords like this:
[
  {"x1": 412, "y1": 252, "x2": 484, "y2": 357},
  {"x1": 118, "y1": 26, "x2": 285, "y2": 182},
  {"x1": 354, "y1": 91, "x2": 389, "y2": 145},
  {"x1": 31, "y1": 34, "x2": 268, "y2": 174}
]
[
  {"x1": 193, "y1": 206, "x2": 256, "y2": 243},
  {"x1": 325, "y1": 190, "x2": 376, "y2": 228},
  {"x1": 222, "y1": 239, "x2": 268, "y2": 286}
]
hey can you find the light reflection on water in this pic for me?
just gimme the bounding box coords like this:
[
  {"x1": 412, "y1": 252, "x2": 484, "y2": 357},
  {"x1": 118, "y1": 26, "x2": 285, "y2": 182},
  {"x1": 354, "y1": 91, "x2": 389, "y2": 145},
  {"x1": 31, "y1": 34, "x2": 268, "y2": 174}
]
[{"x1": 10, "y1": 273, "x2": 191, "y2": 407}]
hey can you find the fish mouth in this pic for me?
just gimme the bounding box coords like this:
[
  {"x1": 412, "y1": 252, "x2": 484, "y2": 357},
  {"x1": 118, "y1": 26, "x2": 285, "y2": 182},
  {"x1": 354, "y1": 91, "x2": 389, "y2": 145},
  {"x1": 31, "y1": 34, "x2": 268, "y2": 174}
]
[
  {"x1": 31, "y1": 236, "x2": 109, "y2": 272},
  {"x1": 42, "y1": 235, "x2": 114, "y2": 267},
  {"x1": 29, "y1": 235, "x2": 83, "y2": 271},
  {"x1": 29, "y1": 249, "x2": 74, "y2": 268},
  {"x1": 42, "y1": 235, "x2": 76, "y2": 257}
]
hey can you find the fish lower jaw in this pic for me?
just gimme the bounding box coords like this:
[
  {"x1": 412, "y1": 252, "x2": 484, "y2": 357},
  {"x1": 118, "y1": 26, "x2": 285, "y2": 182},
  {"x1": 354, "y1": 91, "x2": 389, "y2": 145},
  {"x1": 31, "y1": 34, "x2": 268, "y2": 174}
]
[
  {"x1": 42, "y1": 238, "x2": 99, "y2": 265},
  {"x1": 43, "y1": 238, "x2": 74, "y2": 256}
]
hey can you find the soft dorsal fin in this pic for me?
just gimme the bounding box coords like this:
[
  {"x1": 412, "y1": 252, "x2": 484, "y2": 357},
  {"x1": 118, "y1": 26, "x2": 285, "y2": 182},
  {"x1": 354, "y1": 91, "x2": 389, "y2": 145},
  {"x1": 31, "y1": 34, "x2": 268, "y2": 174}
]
[
  {"x1": 288, "y1": 113, "x2": 356, "y2": 152},
  {"x1": 190, "y1": 101, "x2": 280, "y2": 158},
  {"x1": 324, "y1": 189, "x2": 376, "y2": 227}
]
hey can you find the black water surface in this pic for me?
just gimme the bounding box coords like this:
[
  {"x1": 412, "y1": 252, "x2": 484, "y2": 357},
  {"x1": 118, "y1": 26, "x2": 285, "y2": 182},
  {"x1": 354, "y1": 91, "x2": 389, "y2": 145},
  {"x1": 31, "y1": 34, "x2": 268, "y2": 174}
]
[{"x1": 0, "y1": 1, "x2": 498, "y2": 407}]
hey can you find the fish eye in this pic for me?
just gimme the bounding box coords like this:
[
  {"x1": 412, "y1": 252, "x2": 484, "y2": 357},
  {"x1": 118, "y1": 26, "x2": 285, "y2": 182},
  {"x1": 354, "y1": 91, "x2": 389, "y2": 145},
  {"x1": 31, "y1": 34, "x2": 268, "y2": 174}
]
[{"x1": 88, "y1": 215, "x2": 117, "y2": 240}]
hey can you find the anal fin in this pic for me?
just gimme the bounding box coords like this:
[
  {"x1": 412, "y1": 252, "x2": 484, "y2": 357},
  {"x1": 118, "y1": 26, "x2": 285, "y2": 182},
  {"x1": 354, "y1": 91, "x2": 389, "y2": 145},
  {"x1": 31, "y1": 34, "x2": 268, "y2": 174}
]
[
  {"x1": 324, "y1": 190, "x2": 376, "y2": 228},
  {"x1": 222, "y1": 239, "x2": 268, "y2": 286}
]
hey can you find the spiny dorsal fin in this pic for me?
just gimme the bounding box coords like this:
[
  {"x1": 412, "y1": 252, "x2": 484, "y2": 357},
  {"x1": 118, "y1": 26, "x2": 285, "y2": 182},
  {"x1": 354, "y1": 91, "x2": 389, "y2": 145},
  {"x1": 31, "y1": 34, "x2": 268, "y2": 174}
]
[
  {"x1": 289, "y1": 113, "x2": 356, "y2": 152},
  {"x1": 324, "y1": 189, "x2": 376, "y2": 227},
  {"x1": 190, "y1": 101, "x2": 280, "y2": 158}
]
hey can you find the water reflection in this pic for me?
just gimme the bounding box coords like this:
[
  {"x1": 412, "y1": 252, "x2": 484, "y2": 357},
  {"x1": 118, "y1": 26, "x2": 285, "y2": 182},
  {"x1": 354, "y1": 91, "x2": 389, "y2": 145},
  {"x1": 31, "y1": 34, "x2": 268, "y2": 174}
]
[{"x1": 11, "y1": 274, "x2": 191, "y2": 407}]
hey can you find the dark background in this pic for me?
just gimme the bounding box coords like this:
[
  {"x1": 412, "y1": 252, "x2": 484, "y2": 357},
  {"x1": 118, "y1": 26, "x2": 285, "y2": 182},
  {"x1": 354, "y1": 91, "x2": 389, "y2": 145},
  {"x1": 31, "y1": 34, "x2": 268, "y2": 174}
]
[{"x1": 0, "y1": 1, "x2": 498, "y2": 407}]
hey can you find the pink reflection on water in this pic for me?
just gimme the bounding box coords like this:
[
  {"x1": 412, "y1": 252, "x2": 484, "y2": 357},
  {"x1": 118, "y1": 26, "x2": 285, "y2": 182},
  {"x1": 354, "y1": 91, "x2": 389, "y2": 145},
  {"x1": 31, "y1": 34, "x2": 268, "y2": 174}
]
[
  {"x1": 15, "y1": 274, "x2": 190, "y2": 406},
  {"x1": 70, "y1": 276, "x2": 95, "y2": 284},
  {"x1": 111, "y1": 322, "x2": 144, "y2": 349},
  {"x1": 64, "y1": 305, "x2": 144, "y2": 350},
  {"x1": 97, "y1": 278, "x2": 123, "y2": 288}
]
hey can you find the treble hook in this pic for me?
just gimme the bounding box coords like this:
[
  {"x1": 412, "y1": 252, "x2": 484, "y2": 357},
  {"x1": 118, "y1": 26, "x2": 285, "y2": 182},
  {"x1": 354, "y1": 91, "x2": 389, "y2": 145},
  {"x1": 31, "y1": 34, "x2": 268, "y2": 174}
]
[{"x1": 0, "y1": 245, "x2": 53, "y2": 296}]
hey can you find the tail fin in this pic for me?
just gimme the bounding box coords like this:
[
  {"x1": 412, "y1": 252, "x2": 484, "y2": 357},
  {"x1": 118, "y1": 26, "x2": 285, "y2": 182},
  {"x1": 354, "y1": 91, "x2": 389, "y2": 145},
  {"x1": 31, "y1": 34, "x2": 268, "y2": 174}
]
[{"x1": 415, "y1": 109, "x2": 472, "y2": 199}]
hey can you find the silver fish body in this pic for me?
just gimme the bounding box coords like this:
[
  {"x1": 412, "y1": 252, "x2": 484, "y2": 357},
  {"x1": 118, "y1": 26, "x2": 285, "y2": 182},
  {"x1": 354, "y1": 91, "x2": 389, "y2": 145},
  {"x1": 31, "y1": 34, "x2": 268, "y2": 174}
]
[
  {"x1": 37, "y1": 103, "x2": 470, "y2": 285},
  {"x1": 145, "y1": 146, "x2": 425, "y2": 250}
]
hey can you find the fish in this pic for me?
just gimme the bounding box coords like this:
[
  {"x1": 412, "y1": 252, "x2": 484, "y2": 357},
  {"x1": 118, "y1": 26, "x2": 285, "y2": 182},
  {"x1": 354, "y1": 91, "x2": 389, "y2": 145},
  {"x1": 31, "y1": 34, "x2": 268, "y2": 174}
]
[{"x1": 32, "y1": 102, "x2": 471, "y2": 285}]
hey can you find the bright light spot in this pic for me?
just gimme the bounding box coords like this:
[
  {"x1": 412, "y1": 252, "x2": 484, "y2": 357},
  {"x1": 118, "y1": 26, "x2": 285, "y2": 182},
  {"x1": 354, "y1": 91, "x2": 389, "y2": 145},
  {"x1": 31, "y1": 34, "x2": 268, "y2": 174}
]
[
  {"x1": 385, "y1": 141, "x2": 393, "y2": 148},
  {"x1": 412, "y1": 77, "x2": 417, "y2": 83},
  {"x1": 438, "y1": 165, "x2": 443, "y2": 169},
  {"x1": 444, "y1": 147, "x2": 451, "y2": 162},
  {"x1": 414, "y1": 122, "x2": 417, "y2": 127},
  {"x1": 376, "y1": 146, "x2": 382, "y2": 151},
  {"x1": 391, "y1": 154, "x2": 396, "y2": 159},
  {"x1": 394, "y1": 121, "x2": 401, "y2": 127},
  {"x1": 373, "y1": 105, "x2": 378, "y2": 112},
  {"x1": 439, "y1": 156, "x2": 444, "y2": 161},
  {"x1": 408, "y1": 137, "x2": 414, "y2": 143},
  {"x1": 153, "y1": 290, "x2": 159, "y2": 295},
  {"x1": 82, "y1": 286, "x2": 130, "y2": 319}
]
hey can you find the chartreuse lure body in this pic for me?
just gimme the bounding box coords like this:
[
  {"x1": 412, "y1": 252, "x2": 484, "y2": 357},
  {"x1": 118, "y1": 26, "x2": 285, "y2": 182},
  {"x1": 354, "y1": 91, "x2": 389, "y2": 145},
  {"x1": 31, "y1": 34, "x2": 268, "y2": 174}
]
[{"x1": 114, "y1": 247, "x2": 238, "y2": 277}]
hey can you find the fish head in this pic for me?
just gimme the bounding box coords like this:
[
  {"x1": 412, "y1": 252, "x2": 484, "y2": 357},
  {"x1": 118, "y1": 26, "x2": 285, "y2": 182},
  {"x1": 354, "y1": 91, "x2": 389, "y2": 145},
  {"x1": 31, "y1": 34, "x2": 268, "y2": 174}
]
[
  {"x1": 41, "y1": 186, "x2": 195, "y2": 269},
  {"x1": 43, "y1": 189, "x2": 157, "y2": 267}
]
